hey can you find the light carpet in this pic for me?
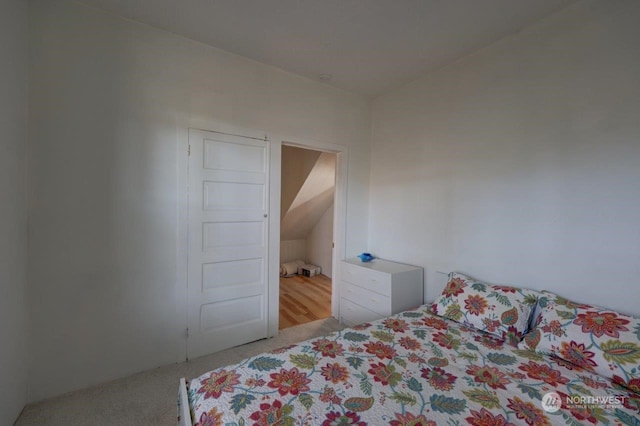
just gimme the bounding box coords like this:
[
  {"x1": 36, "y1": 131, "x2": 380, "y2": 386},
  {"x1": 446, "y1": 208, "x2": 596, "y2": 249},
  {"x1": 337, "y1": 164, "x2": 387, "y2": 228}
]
[{"x1": 16, "y1": 318, "x2": 344, "y2": 425}]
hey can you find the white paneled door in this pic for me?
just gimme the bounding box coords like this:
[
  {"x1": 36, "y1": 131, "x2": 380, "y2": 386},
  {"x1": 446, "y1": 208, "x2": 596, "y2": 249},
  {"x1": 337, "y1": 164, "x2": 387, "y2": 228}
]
[{"x1": 187, "y1": 129, "x2": 269, "y2": 359}]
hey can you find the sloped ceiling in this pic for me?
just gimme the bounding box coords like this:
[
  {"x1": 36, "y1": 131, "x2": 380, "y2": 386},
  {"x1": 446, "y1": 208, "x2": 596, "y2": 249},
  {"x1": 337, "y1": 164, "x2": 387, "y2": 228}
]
[
  {"x1": 77, "y1": 0, "x2": 576, "y2": 97},
  {"x1": 281, "y1": 146, "x2": 322, "y2": 218},
  {"x1": 281, "y1": 151, "x2": 336, "y2": 241}
]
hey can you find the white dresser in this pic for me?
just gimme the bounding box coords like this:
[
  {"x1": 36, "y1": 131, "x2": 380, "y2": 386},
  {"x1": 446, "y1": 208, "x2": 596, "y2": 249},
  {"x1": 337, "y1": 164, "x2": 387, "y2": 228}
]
[{"x1": 339, "y1": 258, "x2": 423, "y2": 326}]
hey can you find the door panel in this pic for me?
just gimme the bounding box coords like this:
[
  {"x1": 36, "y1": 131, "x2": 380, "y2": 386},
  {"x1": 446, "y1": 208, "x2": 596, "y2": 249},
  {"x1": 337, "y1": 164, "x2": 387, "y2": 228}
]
[
  {"x1": 188, "y1": 129, "x2": 269, "y2": 359},
  {"x1": 200, "y1": 295, "x2": 264, "y2": 330},
  {"x1": 203, "y1": 222, "x2": 264, "y2": 250},
  {"x1": 202, "y1": 259, "x2": 263, "y2": 290},
  {"x1": 203, "y1": 182, "x2": 265, "y2": 210},
  {"x1": 204, "y1": 138, "x2": 265, "y2": 172}
]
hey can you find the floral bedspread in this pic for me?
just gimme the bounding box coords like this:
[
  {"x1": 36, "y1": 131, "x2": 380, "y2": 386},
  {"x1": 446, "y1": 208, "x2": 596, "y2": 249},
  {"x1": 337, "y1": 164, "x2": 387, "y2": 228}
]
[{"x1": 187, "y1": 306, "x2": 640, "y2": 425}]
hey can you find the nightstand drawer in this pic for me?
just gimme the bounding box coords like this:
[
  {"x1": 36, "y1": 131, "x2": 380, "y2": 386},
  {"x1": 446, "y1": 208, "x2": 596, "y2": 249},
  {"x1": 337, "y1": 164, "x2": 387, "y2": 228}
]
[
  {"x1": 342, "y1": 262, "x2": 391, "y2": 297},
  {"x1": 342, "y1": 281, "x2": 391, "y2": 316},
  {"x1": 340, "y1": 298, "x2": 383, "y2": 326}
]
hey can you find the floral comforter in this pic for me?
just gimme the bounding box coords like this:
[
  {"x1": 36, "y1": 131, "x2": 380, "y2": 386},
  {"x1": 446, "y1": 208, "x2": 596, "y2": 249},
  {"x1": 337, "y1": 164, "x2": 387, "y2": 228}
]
[{"x1": 187, "y1": 306, "x2": 640, "y2": 425}]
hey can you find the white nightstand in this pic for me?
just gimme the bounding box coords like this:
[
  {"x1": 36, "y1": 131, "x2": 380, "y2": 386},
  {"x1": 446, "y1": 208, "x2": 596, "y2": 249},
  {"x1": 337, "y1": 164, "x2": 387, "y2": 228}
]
[{"x1": 339, "y1": 258, "x2": 423, "y2": 326}]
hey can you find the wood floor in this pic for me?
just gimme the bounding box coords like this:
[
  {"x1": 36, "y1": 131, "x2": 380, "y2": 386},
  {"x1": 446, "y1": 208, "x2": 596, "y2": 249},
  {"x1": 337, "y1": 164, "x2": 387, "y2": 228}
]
[{"x1": 279, "y1": 274, "x2": 332, "y2": 329}]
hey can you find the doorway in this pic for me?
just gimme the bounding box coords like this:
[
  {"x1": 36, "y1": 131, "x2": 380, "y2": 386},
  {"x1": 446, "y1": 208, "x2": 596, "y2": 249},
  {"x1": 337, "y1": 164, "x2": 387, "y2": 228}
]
[{"x1": 279, "y1": 145, "x2": 336, "y2": 329}]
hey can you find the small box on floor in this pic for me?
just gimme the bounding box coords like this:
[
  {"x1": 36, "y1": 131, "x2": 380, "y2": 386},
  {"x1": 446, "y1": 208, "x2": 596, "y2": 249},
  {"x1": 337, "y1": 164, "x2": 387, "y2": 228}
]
[{"x1": 298, "y1": 264, "x2": 321, "y2": 277}]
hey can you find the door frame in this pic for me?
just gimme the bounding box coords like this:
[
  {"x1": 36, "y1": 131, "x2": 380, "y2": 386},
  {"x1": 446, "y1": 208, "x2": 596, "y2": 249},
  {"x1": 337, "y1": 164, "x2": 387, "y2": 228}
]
[
  {"x1": 177, "y1": 121, "x2": 348, "y2": 360},
  {"x1": 271, "y1": 137, "x2": 347, "y2": 337}
]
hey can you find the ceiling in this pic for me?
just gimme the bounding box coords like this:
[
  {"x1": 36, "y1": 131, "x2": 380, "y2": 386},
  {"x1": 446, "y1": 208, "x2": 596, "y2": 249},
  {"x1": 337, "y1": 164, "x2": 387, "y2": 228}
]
[{"x1": 78, "y1": 0, "x2": 576, "y2": 98}]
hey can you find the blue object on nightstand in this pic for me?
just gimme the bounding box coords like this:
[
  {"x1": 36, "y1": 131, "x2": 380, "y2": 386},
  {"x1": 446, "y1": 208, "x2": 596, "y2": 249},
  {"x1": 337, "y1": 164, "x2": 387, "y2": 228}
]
[{"x1": 358, "y1": 252, "x2": 375, "y2": 262}]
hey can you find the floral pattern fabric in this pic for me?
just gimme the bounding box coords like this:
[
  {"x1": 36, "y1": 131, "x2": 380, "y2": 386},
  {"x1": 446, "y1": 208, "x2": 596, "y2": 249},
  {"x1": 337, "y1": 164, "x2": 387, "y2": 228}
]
[
  {"x1": 519, "y1": 291, "x2": 640, "y2": 394},
  {"x1": 187, "y1": 306, "x2": 640, "y2": 425},
  {"x1": 431, "y1": 272, "x2": 539, "y2": 346}
]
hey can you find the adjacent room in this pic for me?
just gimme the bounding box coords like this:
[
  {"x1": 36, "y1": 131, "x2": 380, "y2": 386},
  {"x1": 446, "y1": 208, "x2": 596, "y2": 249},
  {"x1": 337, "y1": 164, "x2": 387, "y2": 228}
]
[
  {"x1": 2, "y1": 0, "x2": 640, "y2": 424},
  {"x1": 279, "y1": 145, "x2": 336, "y2": 329}
]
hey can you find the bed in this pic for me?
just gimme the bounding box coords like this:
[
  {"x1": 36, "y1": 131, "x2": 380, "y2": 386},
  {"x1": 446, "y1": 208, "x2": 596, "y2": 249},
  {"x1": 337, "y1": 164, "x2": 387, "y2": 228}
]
[{"x1": 178, "y1": 273, "x2": 640, "y2": 425}]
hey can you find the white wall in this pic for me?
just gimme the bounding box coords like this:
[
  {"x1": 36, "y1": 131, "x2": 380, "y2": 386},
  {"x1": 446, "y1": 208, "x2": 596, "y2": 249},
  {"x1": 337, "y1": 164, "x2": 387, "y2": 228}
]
[
  {"x1": 370, "y1": 0, "x2": 640, "y2": 313},
  {"x1": 0, "y1": 1, "x2": 28, "y2": 423},
  {"x1": 307, "y1": 204, "x2": 334, "y2": 278},
  {"x1": 28, "y1": 0, "x2": 370, "y2": 402},
  {"x1": 280, "y1": 239, "x2": 307, "y2": 264}
]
